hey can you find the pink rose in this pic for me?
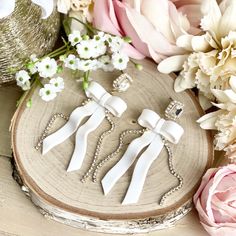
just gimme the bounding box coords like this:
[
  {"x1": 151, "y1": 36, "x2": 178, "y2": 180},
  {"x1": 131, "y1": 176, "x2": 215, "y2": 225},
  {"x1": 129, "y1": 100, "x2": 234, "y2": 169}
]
[
  {"x1": 194, "y1": 164, "x2": 236, "y2": 236},
  {"x1": 93, "y1": 0, "x2": 202, "y2": 62}
]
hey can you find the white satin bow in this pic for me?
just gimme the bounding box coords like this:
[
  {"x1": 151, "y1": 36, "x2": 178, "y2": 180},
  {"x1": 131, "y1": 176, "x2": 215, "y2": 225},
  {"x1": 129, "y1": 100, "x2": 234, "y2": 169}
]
[
  {"x1": 42, "y1": 81, "x2": 127, "y2": 172},
  {"x1": 0, "y1": 0, "x2": 54, "y2": 19},
  {"x1": 101, "y1": 109, "x2": 184, "y2": 205}
]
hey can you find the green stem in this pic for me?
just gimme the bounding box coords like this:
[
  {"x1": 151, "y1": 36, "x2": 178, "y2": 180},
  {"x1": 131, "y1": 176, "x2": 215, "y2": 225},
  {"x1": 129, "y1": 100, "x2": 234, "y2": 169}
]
[
  {"x1": 50, "y1": 48, "x2": 68, "y2": 58},
  {"x1": 16, "y1": 90, "x2": 28, "y2": 107},
  {"x1": 68, "y1": 17, "x2": 97, "y2": 34},
  {"x1": 16, "y1": 79, "x2": 37, "y2": 108},
  {"x1": 47, "y1": 45, "x2": 68, "y2": 58},
  {"x1": 35, "y1": 75, "x2": 43, "y2": 88},
  {"x1": 83, "y1": 70, "x2": 90, "y2": 90}
]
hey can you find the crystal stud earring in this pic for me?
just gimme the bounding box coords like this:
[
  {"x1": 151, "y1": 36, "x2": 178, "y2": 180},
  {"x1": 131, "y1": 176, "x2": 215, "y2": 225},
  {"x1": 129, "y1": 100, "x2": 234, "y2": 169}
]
[
  {"x1": 165, "y1": 100, "x2": 184, "y2": 120},
  {"x1": 112, "y1": 73, "x2": 133, "y2": 92}
]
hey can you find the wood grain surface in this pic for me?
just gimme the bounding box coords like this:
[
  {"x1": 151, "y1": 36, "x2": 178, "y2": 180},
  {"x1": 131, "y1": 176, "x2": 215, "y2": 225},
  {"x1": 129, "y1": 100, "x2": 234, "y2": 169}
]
[
  {"x1": 0, "y1": 83, "x2": 214, "y2": 236},
  {"x1": 11, "y1": 60, "x2": 214, "y2": 233}
]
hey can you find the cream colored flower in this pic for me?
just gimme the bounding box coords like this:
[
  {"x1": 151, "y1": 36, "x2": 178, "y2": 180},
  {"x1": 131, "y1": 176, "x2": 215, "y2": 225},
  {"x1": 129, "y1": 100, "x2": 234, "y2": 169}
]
[
  {"x1": 197, "y1": 107, "x2": 236, "y2": 150},
  {"x1": 159, "y1": 0, "x2": 236, "y2": 108},
  {"x1": 225, "y1": 142, "x2": 236, "y2": 163},
  {"x1": 57, "y1": 0, "x2": 71, "y2": 14},
  {"x1": 57, "y1": 0, "x2": 93, "y2": 22},
  {"x1": 214, "y1": 110, "x2": 236, "y2": 150}
]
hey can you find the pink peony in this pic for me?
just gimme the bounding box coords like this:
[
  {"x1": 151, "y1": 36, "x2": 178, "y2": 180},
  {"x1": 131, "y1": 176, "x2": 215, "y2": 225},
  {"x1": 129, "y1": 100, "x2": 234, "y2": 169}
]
[
  {"x1": 194, "y1": 164, "x2": 236, "y2": 236},
  {"x1": 93, "y1": 0, "x2": 202, "y2": 62}
]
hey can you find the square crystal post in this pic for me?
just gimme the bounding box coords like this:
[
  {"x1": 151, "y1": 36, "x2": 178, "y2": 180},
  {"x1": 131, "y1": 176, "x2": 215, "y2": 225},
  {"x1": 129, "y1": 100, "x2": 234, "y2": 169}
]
[{"x1": 165, "y1": 101, "x2": 184, "y2": 120}]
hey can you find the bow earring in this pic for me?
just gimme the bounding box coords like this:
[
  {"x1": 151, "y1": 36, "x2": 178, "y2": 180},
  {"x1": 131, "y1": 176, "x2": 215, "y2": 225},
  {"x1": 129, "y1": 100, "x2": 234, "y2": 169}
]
[
  {"x1": 101, "y1": 107, "x2": 184, "y2": 205},
  {"x1": 41, "y1": 81, "x2": 127, "y2": 172}
]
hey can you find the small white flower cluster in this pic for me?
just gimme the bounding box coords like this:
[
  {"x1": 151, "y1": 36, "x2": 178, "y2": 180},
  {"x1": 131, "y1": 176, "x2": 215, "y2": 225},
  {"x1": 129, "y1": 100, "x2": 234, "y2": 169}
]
[
  {"x1": 66, "y1": 31, "x2": 129, "y2": 71},
  {"x1": 16, "y1": 70, "x2": 31, "y2": 91},
  {"x1": 15, "y1": 30, "x2": 130, "y2": 103},
  {"x1": 16, "y1": 55, "x2": 65, "y2": 102},
  {"x1": 39, "y1": 77, "x2": 64, "y2": 102}
]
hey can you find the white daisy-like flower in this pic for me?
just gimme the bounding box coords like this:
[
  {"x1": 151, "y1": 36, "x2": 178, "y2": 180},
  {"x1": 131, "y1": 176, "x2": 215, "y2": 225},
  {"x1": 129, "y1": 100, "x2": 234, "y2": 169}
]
[
  {"x1": 37, "y1": 57, "x2": 58, "y2": 78},
  {"x1": 39, "y1": 84, "x2": 57, "y2": 102},
  {"x1": 76, "y1": 39, "x2": 96, "y2": 59},
  {"x1": 107, "y1": 35, "x2": 124, "y2": 53},
  {"x1": 50, "y1": 77, "x2": 64, "y2": 92},
  {"x1": 112, "y1": 52, "x2": 129, "y2": 70},
  {"x1": 93, "y1": 32, "x2": 107, "y2": 42},
  {"x1": 98, "y1": 55, "x2": 114, "y2": 72},
  {"x1": 64, "y1": 54, "x2": 78, "y2": 70},
  {"x1": 77, "y1": 59, "x2": 99, "y2": 71},
  {"x1": 68, "y1": 30, "x2": 82, "y2": 46},
  {"x1": 21, "y1": 80, "x2": 31, "y2": 91},
  {"x1": 16, "y1": 70, "x2": 31, "y2": 89},
  {"x1": 93, "y1": 40, "x2": 107, "y2": 58}
]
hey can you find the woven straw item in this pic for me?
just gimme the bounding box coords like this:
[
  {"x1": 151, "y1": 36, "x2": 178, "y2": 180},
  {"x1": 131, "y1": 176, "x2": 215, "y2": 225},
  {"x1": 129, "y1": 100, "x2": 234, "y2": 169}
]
[{"x1": 0, "y1": 0, "x2": 60, "y2": 85}]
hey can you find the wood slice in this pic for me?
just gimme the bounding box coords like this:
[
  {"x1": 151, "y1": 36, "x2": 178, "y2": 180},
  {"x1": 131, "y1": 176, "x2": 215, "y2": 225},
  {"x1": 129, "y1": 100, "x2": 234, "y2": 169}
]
[{"x1": 11, "y1": 59, "x2": 213, "y2": 234}]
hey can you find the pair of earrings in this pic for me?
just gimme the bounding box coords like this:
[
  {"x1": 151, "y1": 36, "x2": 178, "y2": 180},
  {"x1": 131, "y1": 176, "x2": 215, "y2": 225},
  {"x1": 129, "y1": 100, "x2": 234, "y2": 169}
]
[{"x1": 36, "y1": 74, "x2": 184, "y2": 205}]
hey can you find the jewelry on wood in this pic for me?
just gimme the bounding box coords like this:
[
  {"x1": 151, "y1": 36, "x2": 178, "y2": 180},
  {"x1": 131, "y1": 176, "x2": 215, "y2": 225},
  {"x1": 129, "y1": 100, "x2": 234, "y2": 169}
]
[
  {"x1": 80, "y1": 110, "x2": 115, "y2": 183},
  {"x1": 165, "y1": 100, "x2": 184, "y2": 121},
  {"x1": 159, "y1": 138, "x2": 184, "y2": 206},
  {"x1": 159, "y1": 100, "x2": 184, "y2": 205},
  {"x1": 101, "y1": 109, "x2": 184, "y2": 205},
  {"x1": 112, "y1": 73, "x2": 133, "y2": 92},
  {"x1": 40, "y1": 81, "x2": 127, "y2": 172},
  {"x1": 92, "y1": 128, "x2": 146, "y2": 183},
  {"x1": 35, "y1": 113, "x2": 69, "y2": 151}
]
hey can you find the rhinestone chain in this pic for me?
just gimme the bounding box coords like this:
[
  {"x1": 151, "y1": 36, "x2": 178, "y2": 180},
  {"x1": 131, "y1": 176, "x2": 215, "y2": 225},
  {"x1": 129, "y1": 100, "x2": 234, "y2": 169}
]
[
  {"x1": 92, "y1": 128, "x2": 146, "y2": 183},
  {"x1": 35, "y1": 113, "x2": 69, "y2": 150},
  {"x1": 35, "y1": 98, "x2": 91, "y2": 151},
  {"x1": 80, "y1": 111, "x2": 115, "y2": 183},
  {"x1": 34, "y1": 101, "x2": 183, "y2": 206},
  {"x1": 159, "y1": 138, "x2": 183, "y2": 206}
]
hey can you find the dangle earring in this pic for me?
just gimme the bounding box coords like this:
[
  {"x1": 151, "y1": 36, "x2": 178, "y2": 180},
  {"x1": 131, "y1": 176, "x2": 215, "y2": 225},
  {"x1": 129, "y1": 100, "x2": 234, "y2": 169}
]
[
  {"x1": 80, "y1": 73, "x2": 133, "y2": 182},
  {"x1": 98, "y1": 100, "x2": 184, "y2": 205},
  {"x1": 36, "y1": 80, "x2": 127, "y2": 174},
  {"x1": 159, "y1": 100, "x2": 184, "y2": 205},
  {"x1": 112, "y1": 73, "x2": 133, "y2": 93}
]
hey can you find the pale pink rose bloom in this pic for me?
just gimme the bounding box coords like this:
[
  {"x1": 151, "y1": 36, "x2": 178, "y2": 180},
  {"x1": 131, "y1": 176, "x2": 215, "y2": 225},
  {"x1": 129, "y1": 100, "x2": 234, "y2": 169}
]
[
  {"x1": 194, "y1": 164, "x2": 236, "y2": 236},
  {"x1": 93, "y1": 0, "x2": 202, "y2": 62}
]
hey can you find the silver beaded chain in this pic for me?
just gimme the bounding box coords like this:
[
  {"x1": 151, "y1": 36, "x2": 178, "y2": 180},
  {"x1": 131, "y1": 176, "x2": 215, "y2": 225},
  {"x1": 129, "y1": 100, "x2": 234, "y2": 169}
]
[
  {"x1": 35, "y1": 113, "x2": 69, "y2": 150},
  {"x1": 35, "y1": 99, "x2": 184, "y2": 206},
  {"x1": 92, "y1": 128, "x2": 147, "y2": 183},
  {"x1": 35, "y1": 98, "x2": 91, "y2": 151},
  {"x1": 159, "y1": 137, "x2": 183, "y2": 206},
  {"x1": 80, "y1": 111, "x2": 116, "y2": 183}
]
